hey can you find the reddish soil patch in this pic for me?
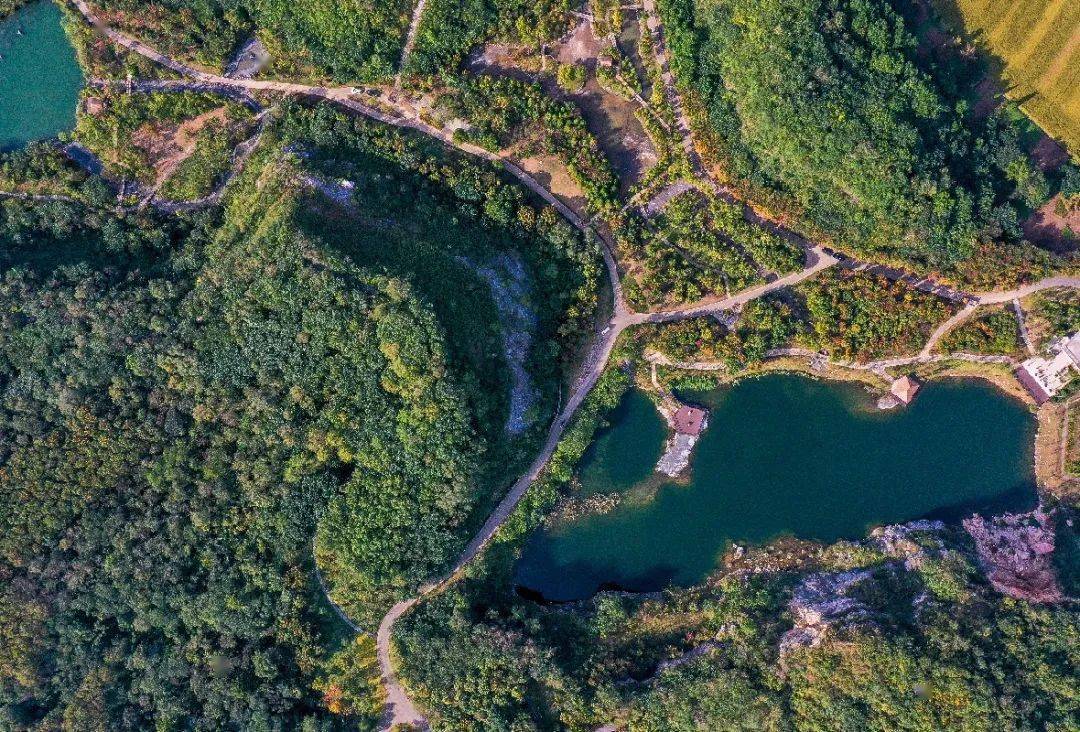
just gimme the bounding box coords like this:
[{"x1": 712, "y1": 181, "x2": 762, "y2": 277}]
[
  {"x1": 557, "y1": 18, "x2": 601, "y2": 66},
  {"x1": 132, "y1": 107, "x2": 228, "y2": 185},
  {"x1": 1030, "y1": 135, "x2": 1071, "y2": 172},
  {"x1": 519, "y1": 154, "x2": 588, "y2": 217},
  {"x1": 1024, "y1": 193, "x2": 1080, "y2": 253},
  {"x1": 468, "y1": 43, "x2": 541, "y2": 80},
  {"x1": 963, "y1": 509, "x2": 1064, "y2": 604}
]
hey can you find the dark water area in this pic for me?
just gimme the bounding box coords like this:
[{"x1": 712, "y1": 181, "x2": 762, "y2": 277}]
[
  {"x1": 516, "y1": 374, "x2": 1037, "y2": 601},
  {"x1": 0, "y1": 1, "x2": 83, "y2": 151}
]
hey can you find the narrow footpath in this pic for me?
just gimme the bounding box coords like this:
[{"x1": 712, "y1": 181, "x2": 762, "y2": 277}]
[{"x1": 397, "y1": 0, "x2": 429, "y2": 87}]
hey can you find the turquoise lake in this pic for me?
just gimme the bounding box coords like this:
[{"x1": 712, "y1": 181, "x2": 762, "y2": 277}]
[
  {"x1": 515, "y1": 375, "x2": 1037, "y2": 601},
  {"x1": 0, "y1": 1, "x2": 84, "y2": 151}
]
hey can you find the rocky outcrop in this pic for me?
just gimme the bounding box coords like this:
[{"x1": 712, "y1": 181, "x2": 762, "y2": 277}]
[
  {"x1": 963, "y1": 509, "x2": 1063, "y2": 603},
  {"x1": 870, "y1": 520, "x2": 945, "y2": 569},
  {"x1": 779, "y1": 569, "x2": 875, "y2": 658},
  {"x1": 655, "y1": 432, "x2": 698, "y2": 477}
]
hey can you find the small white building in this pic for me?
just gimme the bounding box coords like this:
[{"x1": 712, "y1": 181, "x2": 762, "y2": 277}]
[{"x1": 1016, "y1": 332, "x2": 1080, "y2": 404}]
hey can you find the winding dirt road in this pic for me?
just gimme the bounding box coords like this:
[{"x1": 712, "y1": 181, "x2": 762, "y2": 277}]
[{"x1": 58, "y1": 5, "x2": 1080, "y2": 729}]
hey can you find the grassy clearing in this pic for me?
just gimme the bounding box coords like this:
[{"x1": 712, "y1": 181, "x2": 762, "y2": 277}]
[{"x1": 934, "y1": 0, "x2": 1080, "y2": 154}]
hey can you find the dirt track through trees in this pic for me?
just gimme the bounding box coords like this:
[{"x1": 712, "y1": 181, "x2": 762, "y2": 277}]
[{"x1": 57, "y1": 5, "x2": 1080, "y2": 728}]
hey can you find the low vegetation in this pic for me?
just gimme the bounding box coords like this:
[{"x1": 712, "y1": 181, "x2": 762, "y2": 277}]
[
  {"x1": 405, "y1": 0, "x2": 571, "y2": 77},
  {"x1": 624, "y1": 189, "x2": 804, "y2": 308},
  {"x1": 441, "y1": 74, "x2": 620, "y2": 216},
  {"x1": 939, "y1": 307, "x2": 1023, "y2": 356},
  {"x1": 93, "y1": 0, "x2": 413, "y2": 80},
  {"x1": 645, "y1": 298, "x2": 801, "y2": 370},
  {"x1": 800, "y1": 271, "x2": 957, "y2": 362},
  {"x1": 74, "y1": 90, "x2": 253, "y2": 188},
  {"x1": 157, "y1": 115, "x2": 252, "y2": 200},
  {"x1": 1031, "y1": 288, "x2": 1080, "y2": 346},
  {"x1": 556, "y1": 62, "x2": 586, "y2": 92}
]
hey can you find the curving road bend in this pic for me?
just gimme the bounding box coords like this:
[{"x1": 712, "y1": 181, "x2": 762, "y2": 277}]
[{"x1": 59, "y1": 5, "x2": 1080, "y2": 729}]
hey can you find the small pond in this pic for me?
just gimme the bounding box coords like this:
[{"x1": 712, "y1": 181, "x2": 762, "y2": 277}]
[
  {"x1": 0, "y1": 1, "x2": 84, "y2": 152},
  {"x1": 515, "y1": 374, "x2": 1037, "y2": 601}
]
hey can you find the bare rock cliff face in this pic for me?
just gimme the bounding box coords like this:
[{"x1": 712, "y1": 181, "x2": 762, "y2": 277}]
[
  {"x1": 963, "y1": 509, "x2": 1063, "y2": 604},
  {"x1": 779, "y1": 569, "x2": 876, "y2": 658}
]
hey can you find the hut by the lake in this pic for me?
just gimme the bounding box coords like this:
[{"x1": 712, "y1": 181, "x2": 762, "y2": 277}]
[{"x1": 890, "y1": 375, "x2": 921, "y2": 405}]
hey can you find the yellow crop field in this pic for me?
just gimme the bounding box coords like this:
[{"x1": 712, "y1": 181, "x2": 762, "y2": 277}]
[{"x1": 938, "y1": 0, "x2": 1080, "y2": 155}]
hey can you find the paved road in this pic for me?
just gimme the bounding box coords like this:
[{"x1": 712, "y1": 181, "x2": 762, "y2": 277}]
[
  {"x1": 920, "y1": 302, "x2": 979, "y2": 357},
  {"x1": 918, "y1": 277, "x2": 1080, "y2": 356},
  {"x1": 634, "y1": 246, "x2": 839, "y2": 324},
  {"x1": 977, "y1": 276, "x2": 1080, "y2": 304}
]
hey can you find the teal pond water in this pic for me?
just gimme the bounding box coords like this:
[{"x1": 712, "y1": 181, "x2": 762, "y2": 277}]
[
  {"x1": 515, "y1": 375, "x2": 1037, "y2": 601},
  {"x1": 0, "y1": 1, "x2": 83, "y2": 151}
]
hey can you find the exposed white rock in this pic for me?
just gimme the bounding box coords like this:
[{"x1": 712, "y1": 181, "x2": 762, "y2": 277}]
[{"x1": 779, "y1": 569, "x2": 874, "y2": 658}]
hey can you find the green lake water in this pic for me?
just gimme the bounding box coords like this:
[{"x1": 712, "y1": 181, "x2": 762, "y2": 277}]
[
  {"x1": 0, "y1": 1, "x2": 83, "y2": 151},
  {"x1": 516, "y1": 374, "x2": 1037, "y2": 601}
]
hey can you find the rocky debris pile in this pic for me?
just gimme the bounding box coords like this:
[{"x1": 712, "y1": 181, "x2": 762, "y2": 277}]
[
  {"x1": 963, "y1": 508, "x2": 1063, "y2": 603},
  {"x1": 546, "y1": 491, "x2": 621, "y2": 527},
  {"x1": 655, "y1": 432, "x2": 697, "y2": 477},
  {"x1": 226, "y1": 37, "x2": 270, "y2": 79},
  {"x1": 779, "y1": 569, "x2": 875, "y2": 658},
  {"x1": 458, "y1": 254, "x2": 539, "y2": 434},
  {"x1": 870, "y1": 520, "x2": 945, "y2": 568},
  {"x1": 648, "y1": 640, "x2": 724, "y2": 680}
]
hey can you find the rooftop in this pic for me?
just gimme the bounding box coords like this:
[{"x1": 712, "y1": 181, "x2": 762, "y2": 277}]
[
  {"x1": 1016, "y1": 331, "x2": 1080, "y2": 404},
  {"x1": 890, "y1": 375, "x2": 920, "y2": 404},
  {"x1": 673, "y1": 405, "x2": 707, "y2": 435}
]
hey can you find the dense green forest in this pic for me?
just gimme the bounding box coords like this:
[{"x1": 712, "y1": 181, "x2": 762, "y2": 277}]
[
  {"x1": 659, "y1": 0, "x2": 1053, "y2": 268},
  {"x1": 93, "y1": 0, "x2": 412, "y2": 79},
  {"x1": 0, "y1": 98, "x2": 601, "y2": 726},
  {"x1": 0, "y1": 168, "x2": 420, "y2": 728}
]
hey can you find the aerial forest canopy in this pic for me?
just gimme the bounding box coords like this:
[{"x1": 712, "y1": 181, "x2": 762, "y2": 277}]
[
  {"x1": 0, "y1": 104, "x2": 599, "y2": 726},
  {"x1": 676, "y1": 0, "x2": 1048, "y2": 265},
  {"x1": 91, "y1": 0, "x2": 414, "y2": 79},
  {"x1": 0, "y1": 161, "x2": 476, "y2": 728}
]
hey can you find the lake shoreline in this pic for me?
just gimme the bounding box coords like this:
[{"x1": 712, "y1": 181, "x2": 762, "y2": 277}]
[
  {"x1": 516, "y1": 371, "x2": 1038, "y2": 601},
  {"x1": 0, "y1": 0, "x2": 84, "y2": 152}
]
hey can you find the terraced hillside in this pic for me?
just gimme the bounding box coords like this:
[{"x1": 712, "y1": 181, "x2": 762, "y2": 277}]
[{"x1": 936, "y1": 0, "x2": 1080, "y2": 154}]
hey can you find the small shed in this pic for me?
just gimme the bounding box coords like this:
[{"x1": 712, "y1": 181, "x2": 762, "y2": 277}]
[
  {"x1": 890, "y1": 375, "x2": 921, "y2": 405},
  {"x1": 673, "y1": 405, "x2": 707, "y2": 435}
]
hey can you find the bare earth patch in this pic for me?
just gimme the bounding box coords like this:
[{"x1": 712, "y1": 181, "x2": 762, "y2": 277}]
[
  {"x1": 519, "y1": 154, "x2": 588, "y2": 217},
  {"x1": 132, "y1": 107, "x2": 229, "y2": 185},
  {"x1": 1023, "y1": 193, "x2": 1079, "y2": 253},
  {"x1": 557, "y1": 17, "x2": 602, "y2": 66}
]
